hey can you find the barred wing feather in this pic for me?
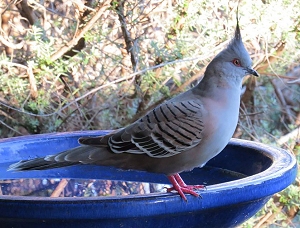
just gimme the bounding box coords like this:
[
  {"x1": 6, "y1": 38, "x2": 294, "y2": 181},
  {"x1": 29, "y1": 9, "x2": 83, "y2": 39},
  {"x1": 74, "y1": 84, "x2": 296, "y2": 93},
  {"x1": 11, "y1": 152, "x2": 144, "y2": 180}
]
[{"x1": 105, "y1": 100, "x2": 204, "y2": 158}]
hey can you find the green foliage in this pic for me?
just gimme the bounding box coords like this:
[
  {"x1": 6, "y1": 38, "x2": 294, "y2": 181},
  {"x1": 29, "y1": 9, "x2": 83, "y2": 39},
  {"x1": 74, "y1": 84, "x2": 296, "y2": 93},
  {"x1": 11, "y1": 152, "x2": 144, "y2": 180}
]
[{"x1": 279, "y1": 184, "x2": 300, "y2": 209}]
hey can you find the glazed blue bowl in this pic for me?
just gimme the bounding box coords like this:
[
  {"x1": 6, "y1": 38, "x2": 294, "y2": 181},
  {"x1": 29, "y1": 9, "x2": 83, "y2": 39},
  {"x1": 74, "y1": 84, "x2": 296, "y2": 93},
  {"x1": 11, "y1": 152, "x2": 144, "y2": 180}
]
[{"x1": 0, "y1": 131, "x2": 297, "y2": 228}]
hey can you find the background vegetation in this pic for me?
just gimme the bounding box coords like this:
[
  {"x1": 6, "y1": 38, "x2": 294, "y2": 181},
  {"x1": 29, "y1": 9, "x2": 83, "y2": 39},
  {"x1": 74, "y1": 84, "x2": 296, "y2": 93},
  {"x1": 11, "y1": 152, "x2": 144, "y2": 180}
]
[{"x1": 0, "y1": 0, "x2": 299, "y2": 226}]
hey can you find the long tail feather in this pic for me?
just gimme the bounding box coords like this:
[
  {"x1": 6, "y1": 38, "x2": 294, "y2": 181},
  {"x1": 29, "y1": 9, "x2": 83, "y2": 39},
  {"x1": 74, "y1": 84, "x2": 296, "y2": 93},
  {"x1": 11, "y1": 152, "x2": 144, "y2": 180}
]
[
  {"x1": 8, "y1": 157, "x2": 78, "y2": 171},
  {"x1": 7, "y1": 146, "x2": 95, "y2": 171}
]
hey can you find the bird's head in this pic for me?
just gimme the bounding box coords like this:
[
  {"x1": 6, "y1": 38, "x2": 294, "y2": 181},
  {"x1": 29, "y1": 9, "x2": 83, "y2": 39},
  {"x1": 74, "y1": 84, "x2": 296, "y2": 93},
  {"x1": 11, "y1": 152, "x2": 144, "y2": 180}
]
[{"x1": 205, "y1": 20, "x2": 259, "y2": 85}]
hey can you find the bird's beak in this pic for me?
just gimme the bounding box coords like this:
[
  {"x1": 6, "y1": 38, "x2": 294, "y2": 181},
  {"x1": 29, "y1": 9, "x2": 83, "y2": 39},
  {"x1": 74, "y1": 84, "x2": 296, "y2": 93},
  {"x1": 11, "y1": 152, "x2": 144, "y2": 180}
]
[{"x1": 246, "y1": 67, "x2": 259, "y2": 77}]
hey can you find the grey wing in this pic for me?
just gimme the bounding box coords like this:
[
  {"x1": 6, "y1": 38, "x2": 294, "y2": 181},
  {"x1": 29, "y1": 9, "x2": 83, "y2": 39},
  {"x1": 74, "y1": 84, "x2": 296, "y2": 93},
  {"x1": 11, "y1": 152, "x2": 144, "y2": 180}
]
[{"x1": 106, "y1": 100, "x2": 205, "y2": 158}]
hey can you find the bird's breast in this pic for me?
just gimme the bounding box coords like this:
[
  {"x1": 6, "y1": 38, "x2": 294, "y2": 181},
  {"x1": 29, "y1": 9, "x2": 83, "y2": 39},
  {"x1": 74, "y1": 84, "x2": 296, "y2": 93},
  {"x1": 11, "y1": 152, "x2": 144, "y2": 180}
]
[{"x1": 168, "y1": 89, "x2": 241, "y2": 174}]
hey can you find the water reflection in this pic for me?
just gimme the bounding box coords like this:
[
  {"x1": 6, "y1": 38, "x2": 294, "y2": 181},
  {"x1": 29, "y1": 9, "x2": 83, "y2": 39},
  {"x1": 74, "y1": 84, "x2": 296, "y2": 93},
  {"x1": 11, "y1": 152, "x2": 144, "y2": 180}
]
[{"x1": 0, "y1": 179, "x2": 170, "y2": 197}]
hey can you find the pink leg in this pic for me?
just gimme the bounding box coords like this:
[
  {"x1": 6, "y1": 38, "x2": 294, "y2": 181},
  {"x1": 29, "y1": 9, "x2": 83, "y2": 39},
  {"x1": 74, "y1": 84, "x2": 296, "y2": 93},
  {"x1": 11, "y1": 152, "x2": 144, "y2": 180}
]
[
  {"x1": 174, "y1": 174, "x2": 206, "y2": 190},
  {"x1": 167, "y1": 173, "x2": 205, "y2": 201}
]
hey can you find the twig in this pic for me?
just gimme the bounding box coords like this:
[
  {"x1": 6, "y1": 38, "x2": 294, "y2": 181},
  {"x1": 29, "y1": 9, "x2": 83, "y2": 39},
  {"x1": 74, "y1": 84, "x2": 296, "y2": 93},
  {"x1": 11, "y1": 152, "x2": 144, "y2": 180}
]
[
  {"x1": 71, "y1": 0, "x2": 96, "y2": 12},
  {"x1": 240, "y1": 103, "x2": 255, "y2": 130},
  {"x1": 45, "y1": 7, "x2": 76, "y2": 22},
  {"x1": 253, "y1": 211, "x2": 274, "y2": 228},
  {"x1": 0, "y1": 61, "x2": 28, "y2": 69},
  {"x1": 256, "y1": 42, "x2": 286, "y2": 73},
  {"x1": 264, "y1": 206, "x2": 284, "y2": 227},
  {"x1": 83, "y1": 105, "x2": 111, "y2": 129},
  {"x1": 0, "y1": 119, "x2": 23, "y2": 136},
  {"x1": 115, "y1": 0, "x2": 138, "y2": 72},
  {"x1": 271, "y1": 79, "x2": 294, "y2": 123},
  {"x1": 287, "y1": 77, "x2": 300, "y2": 84},
  {"x1": 50, "y1": 2, "x2": 110, "y2": 61},
  {"x1": 258, "y1": 72, "x2": 298, "y2": 81},
  {"x1": 0, "y1": 109, "x2": 15, "y2": 121},
  {"x1": 172, "y1": 68, "x2": 205, "y2": 94},
  {"x1": 277, "y1": 127, "x2": 300, "y2": 146},
  {"x1": 50, "y1": 179, "x2": 69, "y2": 197},
  {"x1": 137, "y1": 0, "x2": 164, "y2": 23},
  {"x1": 27, "y1": 62, "x2": 38, "y2": 99},
  {"x1": 0, "y1": 35, "x2": 24, "y2": 49},
  {"x1": 238, "y1": 103, "x2": 261, "y2": 141},
  {"x1": 240, "y1": 111, "x2": 264, "y2": 117}
]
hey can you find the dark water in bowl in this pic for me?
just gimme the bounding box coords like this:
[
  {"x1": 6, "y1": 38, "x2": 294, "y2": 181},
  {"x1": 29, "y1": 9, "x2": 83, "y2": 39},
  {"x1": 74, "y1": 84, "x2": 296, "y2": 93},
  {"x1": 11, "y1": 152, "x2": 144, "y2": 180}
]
[
  {"x1": 0, "y1": 179, "x2": 169, "y2": 197},
  {"x1": 0, "y1": 166, "x2": 247, "y2": 197}
]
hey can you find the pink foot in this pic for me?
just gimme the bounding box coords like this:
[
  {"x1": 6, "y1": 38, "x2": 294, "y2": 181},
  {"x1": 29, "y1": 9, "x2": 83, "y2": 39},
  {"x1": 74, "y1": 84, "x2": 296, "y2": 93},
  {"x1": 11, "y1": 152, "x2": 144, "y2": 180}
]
[{"x1": 167, "y1": 173, "x2": 205, "y2": 201}]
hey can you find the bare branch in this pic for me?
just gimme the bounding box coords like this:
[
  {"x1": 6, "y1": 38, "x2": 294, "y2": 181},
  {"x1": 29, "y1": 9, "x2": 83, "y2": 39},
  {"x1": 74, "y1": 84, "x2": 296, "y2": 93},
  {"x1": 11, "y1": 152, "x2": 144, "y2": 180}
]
[
  {"x1": 0, "y1": 35, "x2": 24, "y2": 49},
  {"x1": 50, "y1": 179, "x2": 69, "y2": 197},
  {"x1": 0, "y1": 119, "x2": 23, "y2": 136},
  {"x1": 271, "y1": 79, "x2": 295, "y2": 124},
  {"x1": 27, "y1": 62, "x2": 38, "y2": 99},
  {"x1": 115, "y1": 0, "x2": 138, "y2": 72},
  {"x1": 277, "y1": 127, "x2": 300, "y2": 146}
]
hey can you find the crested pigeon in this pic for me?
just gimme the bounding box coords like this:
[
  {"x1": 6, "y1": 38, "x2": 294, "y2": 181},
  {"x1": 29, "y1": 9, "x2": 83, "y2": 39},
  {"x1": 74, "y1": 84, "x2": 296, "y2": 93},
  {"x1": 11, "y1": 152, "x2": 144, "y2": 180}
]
[{"x1": 8, "y1": 19, "x2": 258, "y2": 201}]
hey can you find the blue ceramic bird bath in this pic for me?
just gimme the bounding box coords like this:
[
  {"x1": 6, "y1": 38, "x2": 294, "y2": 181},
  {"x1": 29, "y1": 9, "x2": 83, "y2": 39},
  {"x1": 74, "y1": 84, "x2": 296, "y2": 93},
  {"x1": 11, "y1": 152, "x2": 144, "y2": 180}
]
[{"x1": 0, "y1": 131, "x2": 297, "y2": 228}]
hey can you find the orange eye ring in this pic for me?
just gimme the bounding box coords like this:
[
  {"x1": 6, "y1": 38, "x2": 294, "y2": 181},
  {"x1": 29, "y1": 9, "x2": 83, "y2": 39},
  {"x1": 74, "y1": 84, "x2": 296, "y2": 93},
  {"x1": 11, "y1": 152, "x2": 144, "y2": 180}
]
[{"x1": 232, "y1": 58, "x2": 241, "y2": 67}]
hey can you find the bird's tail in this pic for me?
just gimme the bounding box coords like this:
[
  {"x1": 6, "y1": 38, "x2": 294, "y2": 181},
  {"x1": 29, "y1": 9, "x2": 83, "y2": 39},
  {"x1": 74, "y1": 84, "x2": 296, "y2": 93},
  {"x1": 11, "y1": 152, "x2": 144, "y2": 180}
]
[
  {"x1": 7, "y1": 158, "x2": 78, "y2": 171},
  {"x1": 7, "y1": 145, "x2": 98, "y2": 171}
]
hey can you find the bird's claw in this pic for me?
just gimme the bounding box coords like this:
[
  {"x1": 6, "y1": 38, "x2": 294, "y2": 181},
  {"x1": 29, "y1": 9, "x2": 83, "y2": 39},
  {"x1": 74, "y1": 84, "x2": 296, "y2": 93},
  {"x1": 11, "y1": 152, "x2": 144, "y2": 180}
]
[
  {"x1": 167, "y1": 174, "x2": 206, "y2": 201},
  {"x1": 166, "y1": 186, "x2": 202, "y2": 200}
]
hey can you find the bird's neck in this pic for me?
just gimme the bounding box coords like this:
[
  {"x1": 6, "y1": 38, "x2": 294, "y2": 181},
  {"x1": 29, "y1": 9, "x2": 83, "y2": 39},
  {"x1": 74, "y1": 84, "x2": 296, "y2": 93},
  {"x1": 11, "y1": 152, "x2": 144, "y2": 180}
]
[{"x1": 194, "y1": 72, "x2": 242, "y2": 98}]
